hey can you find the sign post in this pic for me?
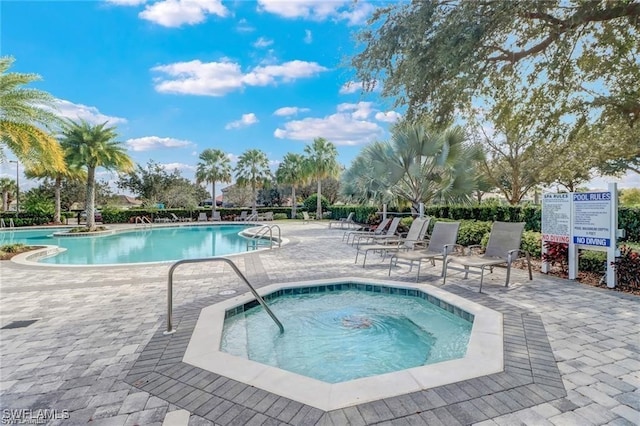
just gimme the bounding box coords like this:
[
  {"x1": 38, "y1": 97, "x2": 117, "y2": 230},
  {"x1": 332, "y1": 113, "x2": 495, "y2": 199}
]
[
  {"x1": 541, "y1": 193, "x2": 571, "y2": 273},
  {"x1": 541, "y1": 183, "x2": 618, "y2": 288}
]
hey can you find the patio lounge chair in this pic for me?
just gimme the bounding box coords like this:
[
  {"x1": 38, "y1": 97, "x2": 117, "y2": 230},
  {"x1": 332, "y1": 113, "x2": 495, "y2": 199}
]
[
  {"x1": 237, "y1": 211, "x2": 248, "y2": 221},
  {"x1": 342, "y1": 217, "x2": 391, "y2": 243},
  {"x1": 211, "y1": 211, "x2": 221, "y2": 221},
  {"x1": 352, "y1": 217, "x2": 401, "y2": 246},
  {"x1": 328, "y1": 212, "x2": 356, "y2": 229},
  {"x1": 197, "y1": 212, "x2": 208, "y2": 222},
  {"x1": 355, "y1": 217, "x2": 431, "y2": 267},
  {"x1": 302, "y1": 211, "x2": 311, "y2": 224},
  {"x1": 170, "y1": 213, "x2": 191, "y2": 222},
  {"x1": 258, "y1": 211, "x2": 274, "y2": 221},
  {"x1": 388, "y1": 221, "x2": 461, "y2": 281},
  {"x1": 443, "y1": 221, "x2": 532, "y2": 292}
]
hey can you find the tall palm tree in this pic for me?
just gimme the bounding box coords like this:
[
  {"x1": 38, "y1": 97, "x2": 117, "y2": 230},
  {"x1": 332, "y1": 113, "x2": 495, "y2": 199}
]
[
  {"x1": 195, "y1": 148, "x2": 232, "y2": 216},
  {"x1": 275, "y1": 153, "x2": 307, "y2": 219},
  {"x1": 25, "y1": 157, "x2": 86, "y2": 223},
  {"x1": 343, "y1": 119, "x2": 480, "y2": 210},
  {"x1": 303, "y1": 137, "x2": 339, "y2": 219},
  {"x1": 61, "y1": 120, "x2": 134, "y2": 230},
  {"x1": 234, "y1": 149, "x2": 271, "y2": 215},
  {"x1": 0, "y1": 177, "x2": 16, "y2": 212},
  {"x1": 0, "y1": 56, "x2": 65, "y2": 171}
]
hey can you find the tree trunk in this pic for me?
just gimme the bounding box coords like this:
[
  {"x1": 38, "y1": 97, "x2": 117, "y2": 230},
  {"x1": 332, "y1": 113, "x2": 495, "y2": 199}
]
[
  {"x1": 54, "y1": 175, "x2": 62, "y2": 223},
  {"x1": 316, "y1": 179, "x2": 322, "y2": 219},
  {"x1": 86, "y1": 167, "x2": 96, "y2": 230},
  {"x1": 2, "y1": 191, "x2": 7, "y2": 211},
  {"x1": 291, "y1": 186, "x2": 297, "y2": 219},
  {"x1": 211, "y1": 181, "x2": 216, "y2": 215},
  {"x1": 252, "y1": 182, "x2": 257, "y2": 215}
]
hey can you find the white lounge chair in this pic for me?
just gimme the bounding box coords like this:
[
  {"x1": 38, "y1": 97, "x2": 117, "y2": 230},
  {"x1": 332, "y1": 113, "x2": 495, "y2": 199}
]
[
  {"x1": 353, "y1": 217, "x2": 402, "y2": 246},
  {"x1": 197, "y1": 212, "x2": 208, "y2": 222},
  {"x1": 443, "y1": 221, "x2": 532, "y2": 292},
  {"x1": 343, "y1": 217, "x2": 391, "y2": 243},
  {"x1": 355, "y1": 217, "x2": 431, "y2": 267},
  {"x1": 302, "y1": 212, "x2": 311, "y2": 224},
  {"x1": 389, "y1": 221, "x2": 461, "y2": 281},
  {"x1": 237, "y1": 211, "x2": 248, "y2": 221},
  {"x1": 328, "y1": 212, "x2": 356, "y2": 229},
  {"x1": 211, "y1": 211, "x2": 221, "y2": 221}
]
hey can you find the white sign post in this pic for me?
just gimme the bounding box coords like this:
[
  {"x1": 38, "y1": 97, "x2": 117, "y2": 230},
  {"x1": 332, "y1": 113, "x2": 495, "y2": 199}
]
[
  {"x1": 541, "y1": 193, "x2": 571, "y2": 273},
  {"x1": 541, "y1": 183, "x2": 618, "y2": 288}
]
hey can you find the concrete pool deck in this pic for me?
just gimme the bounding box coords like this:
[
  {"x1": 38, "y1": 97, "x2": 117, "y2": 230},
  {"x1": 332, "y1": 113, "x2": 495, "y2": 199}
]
[{"x1": 0, "y1": 221, "x2": 638, "y2": 425}]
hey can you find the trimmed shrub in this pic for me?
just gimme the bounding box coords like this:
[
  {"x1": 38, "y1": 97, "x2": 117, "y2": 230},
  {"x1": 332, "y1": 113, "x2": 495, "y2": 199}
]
[
  {"x1": 579, "y1": 250, "x2": 607, "y2": 273},
  {"x1": 273, "y1": 213, "x2": 288, "y2": 220},
  {"x1": 612, "y1": 245, "x2": 640, "y2": 290},
  {"x1": 329, "y1": 205, "x2": 378, "y2": 224},
  {"x1": 542, "y1": 242, "x2": 569, "y2": 274},
  {"x1": 303, "y1": 194, "x2": 329, "y2": 213},
  {"x1": 456, "y1": 220, "x2": 492, "y2": 246}
]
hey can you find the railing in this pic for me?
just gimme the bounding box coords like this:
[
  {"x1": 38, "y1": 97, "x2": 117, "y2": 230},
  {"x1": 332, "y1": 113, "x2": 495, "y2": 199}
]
[
  {"x1": 165, "y1": 257, "x2": 284, "y2": 335},
  {"x1": 0, "y1": 218, "x2": 15, "y2": 228},
  {"x1": 245, "y1": 224, "x2": 281, "y2": 250},
  {"x1": 134, "y1": 216, "x2": 152, "y2": 228}
]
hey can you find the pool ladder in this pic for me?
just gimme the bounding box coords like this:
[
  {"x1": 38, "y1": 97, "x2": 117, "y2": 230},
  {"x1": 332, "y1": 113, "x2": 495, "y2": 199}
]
[
  {"x1": 246, "y1": 224, "x2": 281, "y2": 250},
  {"x1": 0, "y1": 218, "x2": 15, "y2": 228},
  {"x1": 164, "y1": 257, "x2": 284, "y2": 335}
]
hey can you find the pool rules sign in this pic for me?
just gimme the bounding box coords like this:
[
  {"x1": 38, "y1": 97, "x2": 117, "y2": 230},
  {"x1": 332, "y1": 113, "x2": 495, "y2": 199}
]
[{"x1": 542, "y1": 183, "x2": 619, "y2": 288}]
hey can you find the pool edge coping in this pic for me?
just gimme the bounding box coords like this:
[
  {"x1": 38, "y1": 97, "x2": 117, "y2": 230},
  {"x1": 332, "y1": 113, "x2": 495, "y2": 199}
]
[{"x1": 182, "y1": 277, "x2": 504, "y2": 411}]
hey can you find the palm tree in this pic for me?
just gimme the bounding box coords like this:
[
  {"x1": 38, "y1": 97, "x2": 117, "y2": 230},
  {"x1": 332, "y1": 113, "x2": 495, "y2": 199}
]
[
  {"x1": 61, "y1": 120, "x2": 134, "y2": 230},
  {"x1": 275, "y1": 153, "x2": 307, "y2": 219},
  {"x1": 25, "y1": 157, "x2": 86, "y2": 223},
  {"x1": 234, "y1": 149, "x2": 271, "y2": 215},
  {"x1": 0, "y1": 177, "x2": 16, "y2": 212},
  {"x1": 0, "y1": 56, "x2": 65, "y2": 171},
  {"x1": 303, "y1": 138, "x2": 339, "y2": 219},
  {"x1": 195, "y1": 148, "x2": 232, "y2": 216},
  {"x1": 343, "y1": 119, "x2": 480, "y2": 210}
]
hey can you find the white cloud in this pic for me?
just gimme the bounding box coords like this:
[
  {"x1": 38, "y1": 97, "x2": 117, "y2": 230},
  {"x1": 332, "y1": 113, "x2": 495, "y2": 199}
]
[
  {"x1": 253, "y1": 37, "x2": 273, "y2": 48},
  {"x1": 105, "y1": 0, "x2": 147, "y2": 5},
  {"x1": 337, "y1": 102, "x2": 374, "y2": 120},
  {"x1": 139, "y1": 0, "x2": 228, "y2": 27},
  {"x1": 125, "y1": 136, "x2": 194, "y2": 152},
  {"x1": 257, "y1": 0, "x2": 372, "y2": 24},
  {"x1": 161, "y1": 162, "x2": 195, "y2": 172},
  {"x1": 339, "y1": 80, "x2": 379, "y2": 95},
  {"x1": 273, "y1": 106, "x2": 310, "y2": 116},
  {"x1": 52, "y1": 99, "x2": 127, "y2": 125},
  {"x1": 274, "y1": 104, "x2": 384, "y2": 146},
  {"x1": 375, "y1": 111, "x2": 402, "y2": 123},
  {"x1": 304, "y1": 29, "x2": 313, "y2": 44},
  {"x1": 152, "y1": 59, "x2": 328, "y2": 96},
  {"x1": 225, "y1": 113, "x2": 259, "y2": 130},
  {"x1": 236, "y1": 18, "x2": 255, "y2": 33}
]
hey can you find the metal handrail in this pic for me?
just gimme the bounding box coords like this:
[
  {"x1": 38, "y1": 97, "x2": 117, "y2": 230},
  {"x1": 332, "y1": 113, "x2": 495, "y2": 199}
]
[
  {"x1": 164, "y1": 257, "x2": 284, "y2": 335},
  {"x1": 245, "y1": 224, "x2": 282, "y2": 250}
]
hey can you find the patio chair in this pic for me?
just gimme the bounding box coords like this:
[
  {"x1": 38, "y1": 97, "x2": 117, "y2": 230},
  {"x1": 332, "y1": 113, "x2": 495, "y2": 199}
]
[
  {"x1": 342, "y1": 217, "x2": 391, "y2": 243},
  {"x1": 302, "y1": 211, "x2": 311, "y2": 224},
  {"x1": 443, "y1": 221, "x2": 532, "y2": 292},
  {"x1": 211, "y1": 211, "x2": 221, "y2": 221},
  {"x1": 352, "y1": 217, "x2": 401, "y2": 246},
  {"x1": 170, "y1": 213, "x2": 183, "y2": 222},
  {"x1": 238, "y1": 211, "x2": 248, "y2": 221},
  {"x1": 355, "y1": 217, "x2": 431, "y2": 267},
  {"x1": 259, "y1": 211, "x2": 274, "y2": 221},
  {"x1": 328, "y1": 212, "x2": 355, "y2": 229},
  {"x1": 197, "y1": 212, "x2": 208, "y2": 222},
  {"x1": 388, "y1": 222, "x2": 461, "y2": 281}
]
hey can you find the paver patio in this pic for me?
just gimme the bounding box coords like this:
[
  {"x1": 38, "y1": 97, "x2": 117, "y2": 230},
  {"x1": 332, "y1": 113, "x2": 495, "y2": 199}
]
[{"x1": 0, "y1": 221, "x2": 638, "y2": 425}]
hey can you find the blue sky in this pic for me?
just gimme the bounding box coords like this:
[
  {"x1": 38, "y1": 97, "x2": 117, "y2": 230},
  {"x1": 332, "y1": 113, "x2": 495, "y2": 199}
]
[
  {"x1": 3, "y1": 0, "x2": 402, "y2": 194},
  {"x1": 2, "y1": 0, "x2": 637, "y2": 194}
]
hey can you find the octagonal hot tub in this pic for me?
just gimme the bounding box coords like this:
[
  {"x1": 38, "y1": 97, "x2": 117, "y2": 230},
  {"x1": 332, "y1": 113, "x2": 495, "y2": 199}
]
[{"x1": 183, "y1": 278, "x2": 503, "y2": 411}]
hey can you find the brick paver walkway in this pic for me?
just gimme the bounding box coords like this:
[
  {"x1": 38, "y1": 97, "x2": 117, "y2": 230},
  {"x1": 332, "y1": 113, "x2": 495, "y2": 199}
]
[{"x1": 0, "y1": 221, "x2": 638, "y2": 425}]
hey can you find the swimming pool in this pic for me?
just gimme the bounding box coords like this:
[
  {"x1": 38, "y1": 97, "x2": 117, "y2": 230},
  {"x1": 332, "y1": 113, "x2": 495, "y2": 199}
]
[
  {"x1": 1, "y1": 225, "x2": 253, "y2": 265},
  {"x1": 221, "y1": 289, "x2": 472, "y2": 383}
]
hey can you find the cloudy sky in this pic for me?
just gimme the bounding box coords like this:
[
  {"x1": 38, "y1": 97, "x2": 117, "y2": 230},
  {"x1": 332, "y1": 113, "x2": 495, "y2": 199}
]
[{"x1": 2, "y1": 0, "x2": 636, "y2": 193}]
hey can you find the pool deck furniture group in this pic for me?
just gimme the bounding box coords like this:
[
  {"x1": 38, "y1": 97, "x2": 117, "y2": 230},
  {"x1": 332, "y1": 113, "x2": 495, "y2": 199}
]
[{"x1": 0, "y1": 221, "x2": 638, "y2": 425}]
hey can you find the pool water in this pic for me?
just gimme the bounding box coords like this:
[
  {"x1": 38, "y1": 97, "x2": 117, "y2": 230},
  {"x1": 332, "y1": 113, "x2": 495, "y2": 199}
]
[
  {"x1": 220, "y1": 290, "x2": 472, "y2": 383},
  {"x1": 0, "y1": 226, "x2": 251, "y2": 265}
]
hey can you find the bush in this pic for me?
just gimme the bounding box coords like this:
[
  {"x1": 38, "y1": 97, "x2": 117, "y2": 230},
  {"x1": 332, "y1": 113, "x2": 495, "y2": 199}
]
[
  {"x1": 456, "y1": 220, "x2": 492, "y2": 246},
  {"x1": 273, "y1": 213, "x2": 288, "y2": 220},
  {"x1": 0, "y1": 243, "x2": 26, "y2": 253},
  {"x1": 328, "y1": 205, "x2": 378, "y2": 224},
  {"x1": 579, "y1": 250, "x2": 607, "y2": 273},
  {"x1": 542, "y1": 242, "x2": 569, "y2": 274},
  {"x1": 303, "y1": 194, "x2": 329, "y2": 213},
  {"x1": 612, "y1": 245, "x2": 640, "y2": 290}
]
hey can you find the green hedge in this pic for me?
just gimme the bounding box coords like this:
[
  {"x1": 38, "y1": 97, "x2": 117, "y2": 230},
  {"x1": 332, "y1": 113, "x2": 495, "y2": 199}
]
[
  {"x1": 101, "y1": 207, "x2": 297, "y2": 223},
  {"x1": 0, "y1": 212, "x2": 53, "y2": 226},
  {"x1": 328, "y1": 206, "x2": 378, "y2": 224}
]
